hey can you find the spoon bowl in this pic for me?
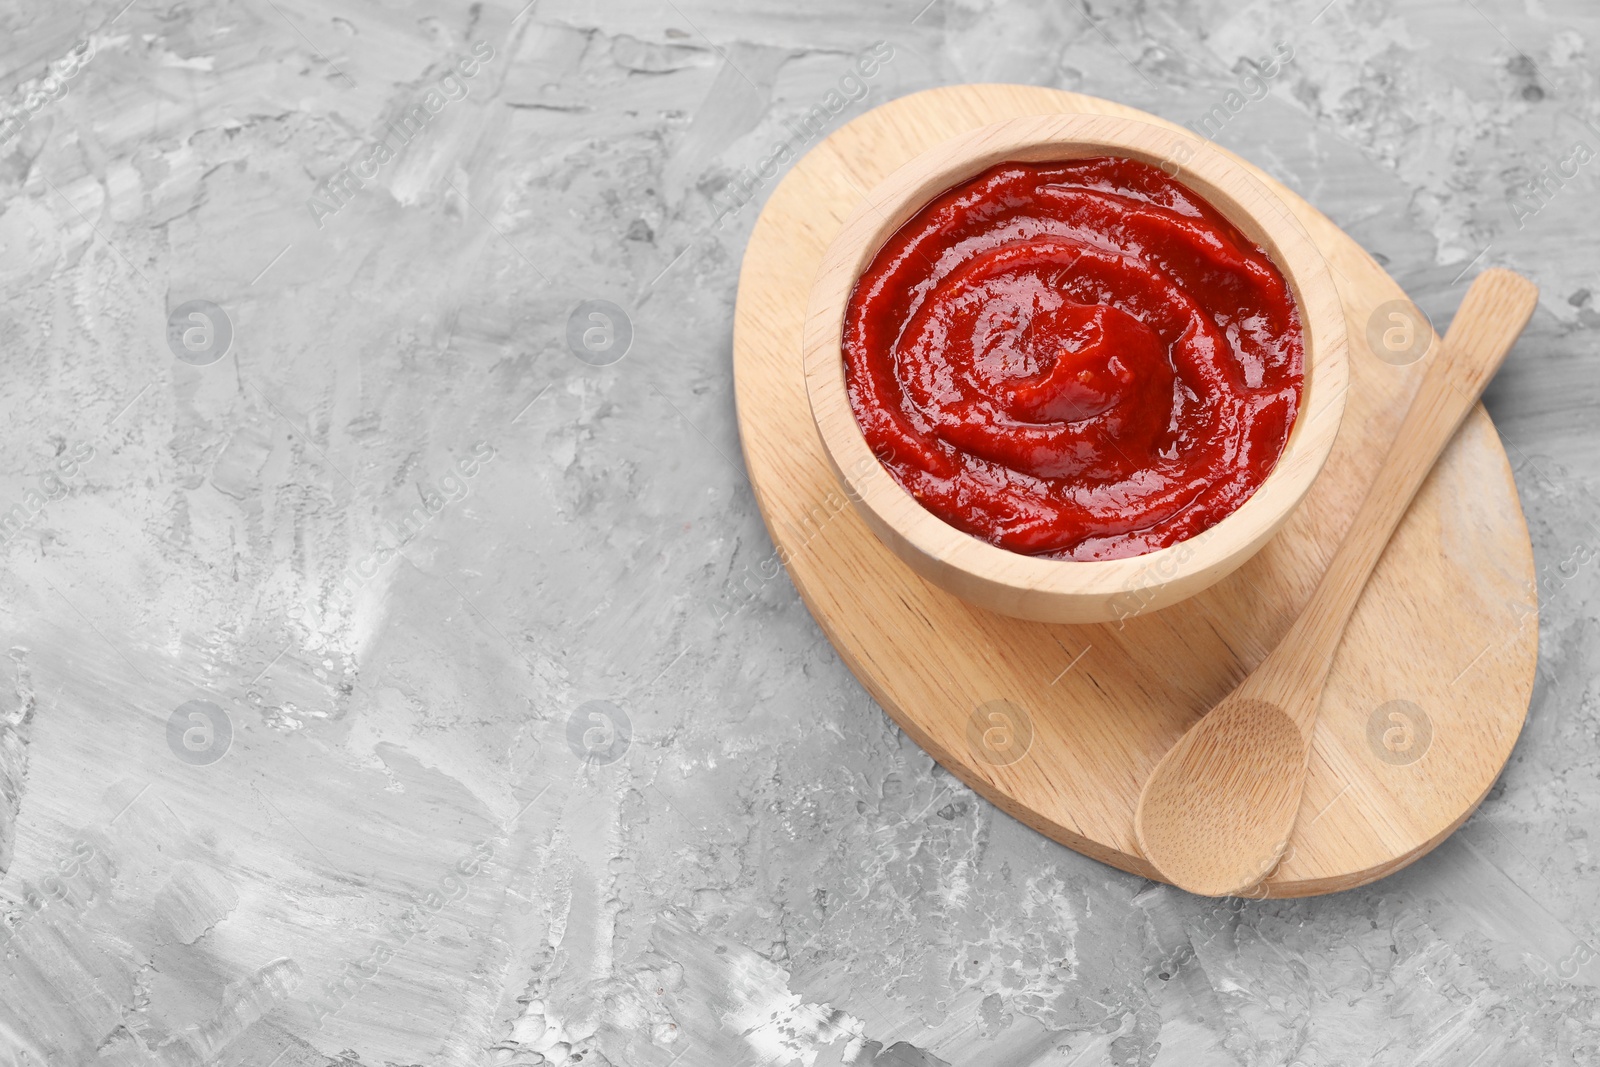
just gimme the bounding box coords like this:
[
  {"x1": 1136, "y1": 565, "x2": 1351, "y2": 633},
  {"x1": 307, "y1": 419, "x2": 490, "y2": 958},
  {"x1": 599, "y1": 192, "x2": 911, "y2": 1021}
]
[{"x1": 1135, "y1": 696, "x2": 1305, "y2": 897}]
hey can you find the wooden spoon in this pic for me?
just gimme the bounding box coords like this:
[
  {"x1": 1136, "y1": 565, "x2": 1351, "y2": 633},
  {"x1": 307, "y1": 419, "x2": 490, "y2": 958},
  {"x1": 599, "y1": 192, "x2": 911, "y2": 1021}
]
[{"x1": 1134, "y1": 267, "x2": 1540, "y2": 897}]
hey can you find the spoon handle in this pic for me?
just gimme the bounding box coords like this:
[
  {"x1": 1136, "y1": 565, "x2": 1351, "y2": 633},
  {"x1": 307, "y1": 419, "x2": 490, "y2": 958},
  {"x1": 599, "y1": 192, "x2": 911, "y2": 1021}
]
[{"x1": 1264, "y1": 268, "x2": 1539, "y2": 720}]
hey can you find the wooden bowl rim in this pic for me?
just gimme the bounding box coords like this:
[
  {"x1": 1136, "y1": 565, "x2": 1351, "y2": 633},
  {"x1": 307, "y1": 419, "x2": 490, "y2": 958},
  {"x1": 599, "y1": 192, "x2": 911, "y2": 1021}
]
[{"x1": 802, "y1": 113, "x2": 1350, "y2": 614}]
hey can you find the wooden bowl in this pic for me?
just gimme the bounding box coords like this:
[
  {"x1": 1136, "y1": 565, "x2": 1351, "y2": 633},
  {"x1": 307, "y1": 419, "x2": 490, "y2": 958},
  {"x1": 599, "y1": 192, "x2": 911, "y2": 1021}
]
[{"x1": 802, "y1": 114, "x2": 1350, "y2": 624}]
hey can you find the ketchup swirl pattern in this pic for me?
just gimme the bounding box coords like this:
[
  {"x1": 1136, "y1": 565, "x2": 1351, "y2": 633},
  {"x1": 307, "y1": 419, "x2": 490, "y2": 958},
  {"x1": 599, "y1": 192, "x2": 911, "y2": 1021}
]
[{"x1": 843, "y1": 157, "x2": 1304, "y2": 560}]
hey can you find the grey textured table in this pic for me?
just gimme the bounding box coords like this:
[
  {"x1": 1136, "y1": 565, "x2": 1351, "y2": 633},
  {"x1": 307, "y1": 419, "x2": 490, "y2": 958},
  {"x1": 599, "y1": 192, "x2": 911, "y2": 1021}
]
[{"x1": 0, "y1": 1, "x2": 1596, "y2": 1065}]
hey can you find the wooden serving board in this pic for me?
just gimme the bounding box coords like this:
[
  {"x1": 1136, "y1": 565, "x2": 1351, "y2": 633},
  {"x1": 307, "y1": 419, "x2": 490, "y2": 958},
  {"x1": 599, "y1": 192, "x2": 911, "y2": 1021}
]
[{"x1": 731, "y1": 84, "x2": 1537, "y2": 897}]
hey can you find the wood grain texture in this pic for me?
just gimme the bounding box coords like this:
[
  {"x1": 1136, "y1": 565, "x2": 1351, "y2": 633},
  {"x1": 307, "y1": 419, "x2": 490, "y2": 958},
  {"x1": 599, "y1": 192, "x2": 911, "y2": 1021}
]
[
  {"x1": 731, "y1": 84, "x2": 1538, "y2": 897},
  {"x1": 802, "y1": 113, "x2": 1350, "y2": 623},
  {"x1": 1134, "y1": 269, "x2": 1540, "y2": 897}
]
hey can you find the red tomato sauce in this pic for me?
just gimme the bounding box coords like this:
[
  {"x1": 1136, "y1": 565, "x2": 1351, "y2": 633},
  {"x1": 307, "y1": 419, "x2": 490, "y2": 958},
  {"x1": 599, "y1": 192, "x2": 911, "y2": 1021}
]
[{"x1": 842, "y1": 157, "x2": 1305, "y2": 561}]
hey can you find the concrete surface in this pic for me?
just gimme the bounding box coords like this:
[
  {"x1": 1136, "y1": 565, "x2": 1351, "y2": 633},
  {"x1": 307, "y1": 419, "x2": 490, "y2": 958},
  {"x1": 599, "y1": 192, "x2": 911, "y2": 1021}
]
[{"x1": 0, "y1": 0, "x2": 1597, "y2": 1064}]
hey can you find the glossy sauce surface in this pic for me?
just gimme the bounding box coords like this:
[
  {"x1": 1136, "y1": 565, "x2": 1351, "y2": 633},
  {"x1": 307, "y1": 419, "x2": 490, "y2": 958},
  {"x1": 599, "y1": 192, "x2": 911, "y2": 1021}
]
[{"x1": 843, "y1": 157, "x2": 1304, "y2": 560}]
